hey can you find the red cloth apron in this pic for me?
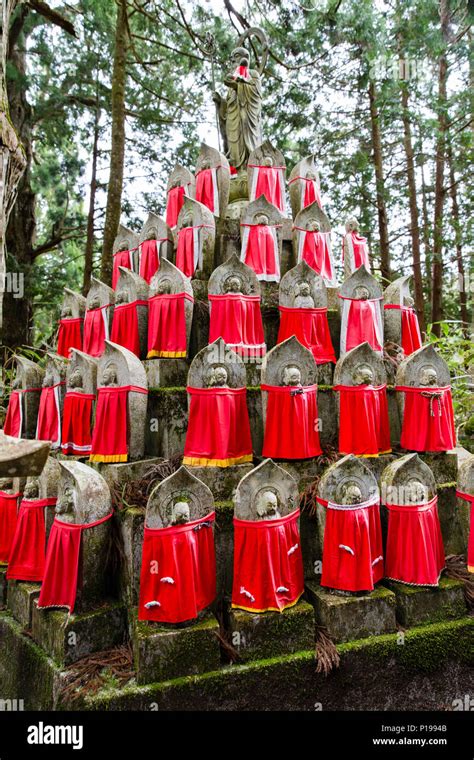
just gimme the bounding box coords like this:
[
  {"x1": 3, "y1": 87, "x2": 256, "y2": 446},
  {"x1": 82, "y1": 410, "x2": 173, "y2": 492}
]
[
  {"x1": 334, "y1": 384, "x2": 391, "y2": 456},
  {"x1": 318, "y1": 496, "x2": 384, "y2": 592},
  {"x1": 456, "y1": 490, "x2": 474, "y2": 573},
  {"x1": 0, "y1": 491, "x2": 21, "y2": 563},
  {"x1": 208, "y1": 294, "x2": 265, "y2": 358},
  {"x1": 278, "y1": 306, "x2": 336, "y2": 364},
  {"x1": 249, "y1": 165, "x2": 285, "y2": 212},
  {"x1": 232, "y1": 509, "x2": 304, "y2": 613},
  {"x1": 138, "y1": 512, "x2": 216, "y2": 623},
  {"x1": 61, "y1": 391, "x2": 95, "y2": 456},
  {"x1": 38, "y1": 512, "x2": 113, "y2": 613},
  {"x1": 110, "y1": 300, "x2": 147, "y2": 357},
  {"x1": 397, "y1": 386, "x2": 456, "y2": 452},
  {"x1": 147, "y1": 292, "x2": 193, "y2": 358},
  {"x1": 7, "y1": 497, "x2": 57, "y2": 581},
  {"x1": 83, "y1": 304, "x2": 110, "y2": 357},
  {"x1": 241, "y1": 224, "x2": 280, "y2": 281},
  {"x1": 384, "y1": 496, "x2": 445, "y2": 586},
  {"x1": 183, "y1": 386, "x2": 253, "y2": 467},
  {"x1": 112, "y1": 248, "x2": 134, "y2": 290},
  {"x1": 340, "y1": 296, "x2": 383, "y2": 354},
  {"x1": 90, "y1": 385, "x2": 148, "y2": 463},
  {"x1": 384, "y1": 304, "x2": 422, "y2": 355},
  {"x1": 36, "y1": 383, "x2": 63, "y2": 448},
  {"x1": 195, "y1": 168, "x2": 219, "y2": 215},
  {"x1": 166, "y1": 185, "x2": 186, "y2": 228},
  {"x1": 289, "y1": 176, "x2": 322, "y2": 209},
  {"x1": 296, "y1": 228, "x2": 333, "y2": 280},
  {"x1": 232, "y1": 65, "x2": 251, "y2": 81},
  {"x1": 262, "y1": 384, "x2": 322, "y2": 459},
  {"x1": 344, "y1": 232, "x2": 370, "y2": 270},
  {"x1": 139, "y1": 239, "x2": 162, "y2": 284},
  {"x1": 175, "y1": 226, "x2": 201, "y2": 278},
  {"x1": 3, "y1": 390, "x2": 24, "y2": 438},
  {"x1": 57, "y1": 318, "x2": 83, "y2": 358}
]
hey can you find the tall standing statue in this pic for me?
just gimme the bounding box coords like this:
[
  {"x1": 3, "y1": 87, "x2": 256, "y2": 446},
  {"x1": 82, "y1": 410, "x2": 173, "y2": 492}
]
[{"x1": 213, "y1": 29, "x2": 268, "y2": 171}]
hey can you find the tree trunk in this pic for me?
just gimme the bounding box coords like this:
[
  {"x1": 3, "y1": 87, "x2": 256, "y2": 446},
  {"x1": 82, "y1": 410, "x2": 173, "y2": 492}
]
[
  {"x1": 100, "y1": 0, "x2": 129, "y2": 284},
  {"x1": 430, "y1": 0, "x2": 449, "y2": 336},
  {"x1": 82, "y1": 102, "x2": 100, "y2": 295},
  {"x1": 368, "y1": 80, "x2": 390, "y2": 283},
  {"x1": 447, "y1": 146, "x2": 469, "y2": 331},
  {"x1": 400, "y1": 85, "x2": 425, "y2": 332},
  {"x1": 419, "y1": 155, "x2": 431, "y2": 298}
]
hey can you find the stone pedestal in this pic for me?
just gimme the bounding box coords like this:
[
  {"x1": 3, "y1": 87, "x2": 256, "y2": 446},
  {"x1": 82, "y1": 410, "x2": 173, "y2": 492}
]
[
  {"x1": 144, "y1": 358, "x2": 189, "y2": 388},
  {"x1": 187, "y1": 464, "x2": 254, "y2": 501},
  {"x1": 384, "y1": 578, "x2": 466, "y2": 627},
  {"x1": 229, "y1": 601, "x2": 315, "y2": 662},
  {"x1": 92, "y1": 458, "x2": 162, "y2": 491},
  {"x1": 7, "y1": 581, "x2": 40, "y2": 628}
]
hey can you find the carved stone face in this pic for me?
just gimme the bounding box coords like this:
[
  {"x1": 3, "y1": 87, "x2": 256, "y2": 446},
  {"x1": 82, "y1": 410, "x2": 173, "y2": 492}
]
[
  {"x1": 256, "y1": 490, "x2": 280, "y2": 519},
  {"x1": 405, "y1": 478, "x2": 428, "y2": 505},
  {"x1": 182, "y1": 212, "x2": 193, "y2": 228},
  {"x1": 156, "y1": 279, "x2": 172, "y2": 295},
  {"x1": 56, "y1": 486, "x2": 75, "y2": 516},
  {"x1": 307, "y1": 218, "x2": 320, "y2": 232},
  {"x1": 255, "y1": 213, "x2": 269, "y2": 226},
  {"x1": 69, "y1": 367, "x2": 83, "y2": 390},
  {"x1": 263, "y1": 156, "x2": 274, "y2": 168},
  {"x1": 171, "y1": 500, "x2": 190, "y2": 525},
  {"x1": 116, "y1": 289, "x2": 129, "y2": 305},
  {"x1": 200, "y1": 158, "x2": 211, "y2": 171},
  {"x1": 354, "y1": 285, "x2": 370, "y2": 300},
  {"x1": 207, "y1": 366, "x2": 228, "y2": 388},
  {"x1": 224, "y1": 276, "x2": 242, "y2": 294},
  {"x1": 306, "y1": 170, "x2": 316, "y2": 180},
  {"x1": 345, "y1": 217, "x2": 359, "y2": 233},
  {"x1": 419, "y1": 366, "x2": 438, "y2": 387},
  {"x1": 90, "y1": 294, "x2": 101, "y2": 310},
  {"x1": 101, "y1": 364, "x2": 118, "y2": 386},
  {"x1": 352, "y1": 363, "x2": 375, "y2": 386},
  {"x1": 0, "y1": 478, "x2": 13, "y2": 492},
  {"x1": 231, "y1": 47, "x2": 249, "y2": 68},
  {"x1": 341, "y1": 482, "x2": 363, "y2": 505},
  {"x1": 283, "y1": 365, "x2": 302, "y2": 387},
  {"x1": 24, "y1": 480, "x2": 40, "y2": 499},
  {"x1": 298, "y1": 282, "x2": 311, "y2": 298},
  {"x1": 61, "y1": 305, "x2": 73, "y2": 318}
]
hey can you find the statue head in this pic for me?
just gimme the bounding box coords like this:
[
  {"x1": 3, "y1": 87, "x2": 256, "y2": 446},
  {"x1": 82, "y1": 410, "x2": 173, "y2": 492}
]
[
  {"x1": 405, "y1": 478, "x2": 428, "y2": 506},
  {"x1": 345, "y1": 217, "x2": 359, "y2": 233},
  {"x1": 306, "y1": 170, "x2": 317, "y2": 180},
  {"x1": 56, "y1": 485, "x2": 76, "y2": 516},
  {"x1": 283, "y1": 365, "x2": 302, "y2": 387},
  {"x1": 69, "y1": 366, "x2": 83, "y2": 390},
  {"x1": 354, "y1": 285, "x2": 370, "y2": 301},
  {"x1": 101, "y1": 363, "x2": 118, "y2": 387},
  {"x1": 307, "y1": 218, "x2": 320, "y2": 232},
  {"x1": 89, "y1": 294, "x2": 101, "y2": 310},
  {"x1": 298, "y1": 282, "x2": 311, "y2": 298},
  {"x1": 171, "y1": 500, "x2": 190, "y2": 526},
  {"x1": 42, "y1": 368, "x2": 54, "y2": 388},
  {"x1": 404, "y1": 294, "x2": 415, "y2": 308},
  {"x1": 224, "y1": 275, "x2": 243, "y2": 294},
  {"x1": 352, "y1": 363, "x2": 375, "y2": 386},
  {"x1": 256, "y1": 490, "x2": 280, "y2": 520},
  {"x1": 61, "y1": 305, "x2": 73, "y2": 319},
  {"x1": 255, "y1": 213, "x2": 269, "y2": 226},
  {"x1": 341, "y1": 482, "x2": 363, "y2": 505},
  {"x1": 24, "y1": 479, "x2": 40, "y2": 499},
  {"x1": 231, "y1": 46, "x2": 250, "y2": 68},
  {"x1": 181, "y1": 211, "x2": 193, "y2": 228},
  {"x1": 116, "y1": 289, "x2": 129, "y2": 305},
  {"x1": 199, "y1": 157, "x2": 211, "y2": 171},
  {"x1": 419, "y1": 366, "x2": 438, "y2": 387},
  {"x1": 156, "y1": 278, "x2": 172, "y2": 295},
  {"x1": 263, "y1": 155, "x2": 274, "y2": 168},
  {"x1": 207, "y1": 365, "x2": 228, "y2": 388},
  {"x1": 0, "y1": 478, "x2": 13, "y2": 493}
]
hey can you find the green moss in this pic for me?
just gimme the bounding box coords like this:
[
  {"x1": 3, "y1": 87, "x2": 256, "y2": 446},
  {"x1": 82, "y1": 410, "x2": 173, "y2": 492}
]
[{"x1": 148, "y1": 386, "x2": 186, "y2": 394}]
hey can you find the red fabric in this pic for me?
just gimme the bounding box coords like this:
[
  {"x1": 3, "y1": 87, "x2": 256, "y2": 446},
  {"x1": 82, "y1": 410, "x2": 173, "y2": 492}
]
[
  {"x1": 230, "y1": 166, "x2": 238, "y2": 176},
  {"x1": 111, "y1": 300, "x2": 147, "y2": 357},
  {"x1": 278, "y1": 306, "x2": 336, "y2": 364},
  {"x1": 36, "y1": 384, "x2": 62, "y2": 447},
  {"x1": 139, "y1": 239, "x2": 161, "y2": 284},
  {"x1": 335, "y1": 385, "x2": 391, "y2": 456},
  {"x1": 7, "y1": 498, "x2": 56, "y2": 581},
  {"x1": 0, "y1": 491, "x2": 21, "y2": 563},
  {"x1": 138, "y1": 512, "x2": 216, "y2": 623},
  {"x1": 343, "y1": 298, "x2": 383, "y2": 353},
  {"x1": 242, "y1": 224, "x2": 279, "y2": 280},
  {"x1": 90, "y1": 386, "x2": 147, "y2": 463},
  {"x1": 195, "y1": 168, "x2": 216, "y2": 213},
  {"x1": 83, "y1": 306, "x2": 108, "y2": 357},
  {"x1": 262, "y1": 384, "x2": 322, "y2": 459},
  {"x1": 147, "y1": 292, "x2": 192, "y2": 358},
  {"x1": 300, "y1": 231, "x2": 333, "y2": 280},
  {"x1": 319, "y1": 497, "x2": 384, "y2": 592},
  {"x1": 289, "y1": 177, "x2": 322, "y2": 209},
  {"x1": 397, "y1": 386, "x2": 456, "y2": 452},
  {"x1": 38, "y1": 512, "x2": 113, "y2": 613},
  {"x1": 183, "y1": 387, "x2": 253, "y2": 466},
  {"x1": 347, "y1": 232, "x2": 370, "y2": 269},
  {"x1": 112, "y1": 249, "x2": 133, "y2": 290},
  {"x1": 384, "y1": 304, "x2": 422, "y2": 355},
  {"x1": 232, "y1": 65, "x2": 251, "y2": 81},
  {"x1": 166, "y1": 185, "x2": 186, "y2": 228},
  {"x1": 61, "y1": 392, "x2": 95, "y2": 456},
  {"x1": 252, "y1": 166, "x2": 285, "y2": 211},
  {"x1": 209, "y1": 294, "x2": 265, "y2": 358},
  {"x1": 231, "y1": 509, "x2": 304, "y2": 612},
  {"x1": 3, "y1": 390, "x2": 22, "y2": 437},
  {"x1": 176, "y1": 226, "x2": 197, "y2": 278},
  {"x1": 384, "y1": 497, "x2": 445, "y2": 586},
  {"x1": 57, "y1": 318, "x2": 83, "y2": 358},
  {"x1": 456, "y1": 491, "x2": 474, "y2": 573}
]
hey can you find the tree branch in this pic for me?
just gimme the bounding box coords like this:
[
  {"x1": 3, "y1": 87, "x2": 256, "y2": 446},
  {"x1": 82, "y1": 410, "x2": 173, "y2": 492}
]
[{"x1": 26, "y1": 0, "x2": 76, "y2": 37}]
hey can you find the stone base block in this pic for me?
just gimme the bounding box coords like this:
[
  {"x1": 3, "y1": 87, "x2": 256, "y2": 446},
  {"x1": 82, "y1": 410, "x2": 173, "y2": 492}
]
[
  {"x1": 132, "y1": 611, "x2": 221, "y2": 684},
  {"x1": 243, "y1": 359, "x2": 263, "y2": 388},
  {"x1": 147, "y1": 388, "x2": 187, "y2": 458},
  {"x1": 305, "y1": 581, "x2": 397, "y2": 643},
  {"x1": 92, "y1": 458, "x2": 162, "y2": 490},
  {"x1": 229, "y1": 600, "x2": 315, "y2": 662},
  {"x1": 7, "y1": 580, "x2": 41, "y2": 628},
  {"x1": 279, "y1": 459, "x2": 326, "y2": 491},
  {"x1": 118, "y1": 508, "x2": 145, "y2": 606},
  {"x1": 144, "y1": 358, "x2": 189, "y2": 388},
  {"x1": 384, "y1": 577, "x2": 467, "y2": 628},
  {"x1": 30, "y1": 601, "x2": 127, "y2": 666},
  {"x1": 186, "y1": 463, "x2": 254, "y2": 501}
]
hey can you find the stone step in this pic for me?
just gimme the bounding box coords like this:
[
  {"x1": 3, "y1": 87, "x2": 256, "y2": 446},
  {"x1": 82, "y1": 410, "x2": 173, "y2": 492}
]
[
  {"x1": 384, "y1": 577, "x2": 467, "y2": 628},
  {"x1": 7, "y1": 580, "x2": 41, "y2": 629}
]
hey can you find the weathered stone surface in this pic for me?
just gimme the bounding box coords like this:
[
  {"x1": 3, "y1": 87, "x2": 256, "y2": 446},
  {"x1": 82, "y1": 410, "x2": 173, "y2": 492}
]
[
  {"x1": 139, "y1": 211, "x2": 173, "y2": 263},
  {"x1": 288, "y1": 154, "x2": 321, "y2": 218},
  {"x1": 384, "y1": 578, "x2": 466, "y2": 627},
  {"x1": 396, "y1": 344, "x2": 451, "y2": 423},
  {"x1": 188, "y1": 464, "x2": 254, "y2": 502},
  {"x1": 380, "y1": 452, "x2": 436, "y2": 507},
  {"x1": 7, "y1": 580, "x2": 40, "y2": 628},
  {"x1": 234, "y1": 458, "x2": 298, "y2": 522},
  {"x1": 4, "y1": 357, "x2": 44, "y2": 439},
  {"x1": 67, "y1": 348, "x2": 97, "y2": 396},
  {"x1": 167, "y1": 163, "x2": 195, "y2": 204},
  {"x1": 229, "y1": 601, "x2": 315, "y2": 662},
  {"x1": 196, "y1": 142, "x2": 230, "y2": 220},
  {"x1": 0, "y1": 566, "x2": 7, "y2": 606},
  {"x1": 114, "y1": 267, "x2": 149, "y2": 359},
  {"x1": 187, "y1": 337, "x2": 248, "y2": 390},
  {"x1": 383, "y1": 274, "x2": 415, "y2": 347},
  {"x1": 0, "y1": 434, "x2": 50, "y2": 478},
  {"x1": 146, "y1": 389, "x2": 187, "y2": 459},
  {"x1": 177, "y1": 196, "x2": 216, "y2": 280},
  {"x1": 279, "y1": 259, "x2": 328, "y2": 309},
  {"x1": 456, "y1": 454, "x2": 474, "y2": 558},
  {"x1": 146, "y1": 465, "x2": 214, "y2": 528},
  {"x1": 113, "y1": 224, "x2": 140, "y2": 272},
  {"x1": 60, "y1": 287, "x2": 86, "y2": 319},
  {"x1": 437, "y1": 484, "x2": 469, "y2": 555},
  {"x1": 208, "y1": 251, "x2": 260, "y2": 296}
]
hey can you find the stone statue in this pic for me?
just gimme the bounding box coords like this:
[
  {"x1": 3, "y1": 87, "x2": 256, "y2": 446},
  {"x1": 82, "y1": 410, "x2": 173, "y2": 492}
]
[
  {"x1": 339, "y1": 266, "x2": 383, "y2": 356},
  {"x1": 343, "y1": 216, "x2": 370, "y2": 278},
  {"x1": 293, "y1": 202, "x2": 335, "y2": 286},
  {"x1": 256, "y1": 489, "x2": 281, "y2": 520},
  {"x1": 138, "y1": 212, "x2": 173, "y2": 284},
  {"x1": 294, "y1": 282, "x2": 314, "y2": 309},
  {"x1": 289, "y1": 155, "x2": 322, "y2": 218},
  {"x1": 61, "y1": 349, "x2": 97, "y2": 457},
  {"x1": 147, "y1": 258, "x2": 194, "y2": 360},
  {"x1": 3, "y1": 357, "x2": 44, "y2": 439},
  {"x1": 57, "y1": 288, "x2": 86, "y2": 358},
  {"x1": 112, "y1": 224, "x2": 139, "y2": 289},
  {"x1": 110, "y1": 267, "x2": 149, "y2": 359},
  {"x1": 383, "y1": 275, "x2": 422, "y2": 356},
  {"x1": 36, "y1": 354, "x2": 67, "y2": 449}
]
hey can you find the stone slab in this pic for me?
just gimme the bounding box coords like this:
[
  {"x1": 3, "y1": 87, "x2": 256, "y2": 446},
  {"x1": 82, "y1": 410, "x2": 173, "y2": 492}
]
[
  {"x1": 7, "y1": 580, "x2": 41, "y2": 628},
  {"x1": 229, "y1": 601, "x2": 316, "y2": 662},
  {"x1": 187, "y1": 464, "x2": 254, "y2": 502},
  {"x1": 92, "y1": 458, "x2": 162, "y2": 490},
  {"x1": 147, "y1": 389, "x2": 188, "y2": 458},
  {"x1": 144, "y1": 358, "x2": 189, "y2": 388},
  {"x1": 384, "y1": 577, "x2": 467, "y2": 628},
  {"x1": 437, "y1": 484, "x2": 469, "y2": 555}
]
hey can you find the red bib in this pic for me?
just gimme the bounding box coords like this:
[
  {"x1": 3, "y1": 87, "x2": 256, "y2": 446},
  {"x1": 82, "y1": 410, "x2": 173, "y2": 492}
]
[
  {"x1": 232, "y1": 509, "x2": 304, "y2": 613},
  {"x1": 0, "y1": 491, "x2": 21, "y2": 563},
  {"x1": 278, "y1": 306, "x2": 336, "y2": 364},
  {"x1": 38, "y1": 512, "x2": 113, "y2": 613},
  {"x1": 289, "y1": 176, "x2": 322, "y2": 209},
  {"x1": 384, "y1": 304, "x2": 422, "y2": 355},
  {"x1": 83, "y1": 305, "x2": 109, "y2": 357},
  {"x1": 456, "y1": 490, "x2": 474, "y2": 573},
  {"x1": 147, "y1": 292, "x2": 193, "y2": 358},
  {"x1": 384, "y1": 496, "x2": 445, "y2": 586},
  {"x1": 90, "y1": 385, "x2": 147, "y2": 463},
  {"x1": 298, "y1": 230, "x2": 334, "y2": 281},
  {"x1": 176, "y1": 226, "x2": 199, "y2": 278},
  {"x1": 3, "y1": 390, "x2": 22, "y2": 438},
  {"x1": 209, "y1": 294, "x2": 265, "y2": 358},
  {"x1": 57, "y1": 318, "x2": 83, "y2": 358},
  {"x1": 262, "y1": 384, "x2": 322, "y2": 459},
  {"x1": 195, "y1": 168, "x2": 219, "y2": 215},
  {"x1": 344, "y1": 232, "x2": 370, "y2": 270},
  {"x1": 397, "y1": 386, "x2": 456, "y2": 452},
  {"x1": 110, "y1": 300, "x2": 147, "y2": 357},
  {"x1": 7, "y1": 497, "x2": 57, "y2": 581},
  {"x1": 340, "y1": 297, "x2": 383, "y2": 354},
  {"x1": 138, "y1": 512, "x2": 216, "y2": 623},
  {"x1": 139, "y1": 239, "x2": 161, "y2": 284},
  {"x1": 335, "y1": 384, "x2": 391, "y2": 457},
  {"x1": 249, "y1": 165, "x2": 285, "y2": 212},
  {"x1": 319, "y1": 496, "x2": 384, "y2": 592},
  {"x1": 232, "y1": 65, "x2": 251, "y2": 81},
  {"x1": 112, "y1": 249, "x2": 134, "y2": 289},
  {"x1": 61, "y1": 391, "x2": 95, "y2": 456},
  {"x1": 166, "y1": 185, "x2": 186, "y2": 228},
  {"x1": 183, "y1": 386, "x2": 253, "y2": 467},
  {"x1": 241, "y1": 224, "x2": 279, "y2": 281},
  {"x1": 36, "y1": 384, "x2": 63, "y2": 448}
]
